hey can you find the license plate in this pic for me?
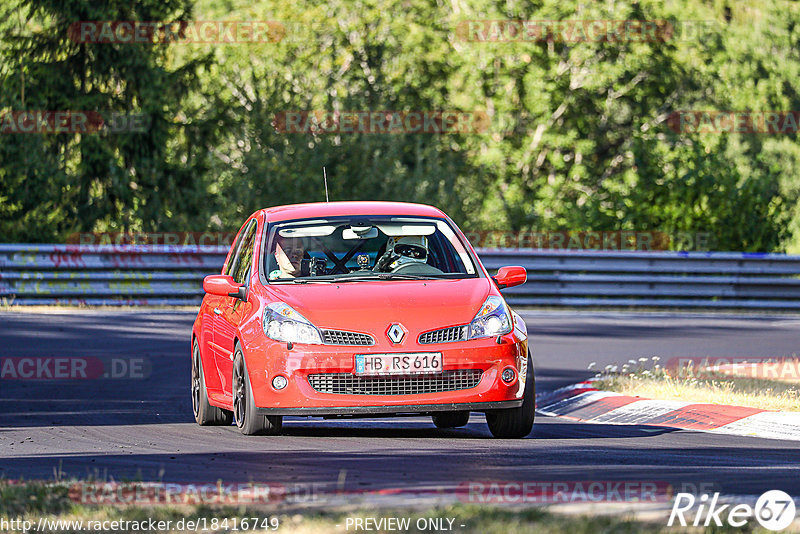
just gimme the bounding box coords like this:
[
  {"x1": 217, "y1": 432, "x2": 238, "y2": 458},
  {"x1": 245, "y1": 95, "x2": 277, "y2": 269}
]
[{"x1": 354, "y1": 353, "x2": 443, "y2": 376}]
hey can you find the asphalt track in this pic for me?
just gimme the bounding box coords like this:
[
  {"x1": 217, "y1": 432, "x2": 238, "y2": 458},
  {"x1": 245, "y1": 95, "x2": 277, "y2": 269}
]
[{"x1": 1, "y1": 310, "x2": 799, "y2": 500}]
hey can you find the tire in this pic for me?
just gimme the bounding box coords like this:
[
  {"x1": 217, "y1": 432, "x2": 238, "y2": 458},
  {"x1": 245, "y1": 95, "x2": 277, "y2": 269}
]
[
  {"x1": 486, "y1": 352, "x2": 535, "y2": 438},
  {"x1": 192, "y1": 340, "x2": 233, "y2": 426},
  {"x1": 232, "y1": 345, "x2": 282, "y2": 436},
  {"x1": 432, "y1": 411, "x2": 470, "y2": 428}
]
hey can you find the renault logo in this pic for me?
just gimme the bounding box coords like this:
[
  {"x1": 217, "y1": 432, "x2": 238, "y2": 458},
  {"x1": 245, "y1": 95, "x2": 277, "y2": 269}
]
[{"x1": 386, "y1": 324, "x2": 406, "y2": 344}]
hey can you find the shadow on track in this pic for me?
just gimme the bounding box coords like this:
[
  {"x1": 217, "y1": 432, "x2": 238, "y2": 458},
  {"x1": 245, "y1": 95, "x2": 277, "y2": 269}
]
[{"x1": 2, "y1": 442, "x2": 799, "y2": 498}]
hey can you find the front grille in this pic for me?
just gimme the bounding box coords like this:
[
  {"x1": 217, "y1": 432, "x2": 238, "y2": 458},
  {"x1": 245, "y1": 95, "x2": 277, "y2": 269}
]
[
  {"x1": 321, "y1": 329, "x2": 375, "y2": 346},
  {"x1": 308, "y1": 369, "x2": 483, "y2": 395},
  {"x1": 418, "y1": 325, "x2": 468, "y2": 344}
]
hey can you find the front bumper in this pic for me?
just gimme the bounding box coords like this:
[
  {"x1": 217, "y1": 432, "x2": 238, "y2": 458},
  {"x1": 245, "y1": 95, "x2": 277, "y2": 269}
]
[
  {"x1": 255, "y1": 399, "x2": 523, "y2": 416},
  {"x1": 244, "y1": 333, "x2": 529, "y2": 411}
]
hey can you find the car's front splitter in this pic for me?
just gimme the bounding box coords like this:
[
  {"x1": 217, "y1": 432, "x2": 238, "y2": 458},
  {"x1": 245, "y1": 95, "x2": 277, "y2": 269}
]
[{"x1": 254, "y1": 399, "x2": 522, "y2": 416}]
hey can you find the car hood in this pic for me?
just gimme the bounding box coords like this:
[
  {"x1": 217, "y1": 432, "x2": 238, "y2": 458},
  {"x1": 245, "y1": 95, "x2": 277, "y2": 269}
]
[{"x1": 266, "y1": 277, "x2": 492, "y2": 340}]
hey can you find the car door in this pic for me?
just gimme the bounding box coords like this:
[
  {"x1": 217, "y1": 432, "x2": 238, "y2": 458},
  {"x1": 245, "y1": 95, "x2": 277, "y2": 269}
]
[
  {"x1": 201, "y1": 225, "x2": 249, "y2": 397},
  {"x1": 214, "y1": 219, "x2": 257, "y2": 395},
  {"x1": 204, "y1": 222, "x2": 248, "y2": 380},
  {"x1": 200, "y1": 292, "x2": 222, "y2": 396}
]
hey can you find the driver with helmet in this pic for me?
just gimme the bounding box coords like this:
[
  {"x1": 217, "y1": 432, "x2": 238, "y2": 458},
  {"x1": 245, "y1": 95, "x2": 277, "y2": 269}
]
[{"x1": 375, "y1": 235, "x2": 431, "y2": 272}]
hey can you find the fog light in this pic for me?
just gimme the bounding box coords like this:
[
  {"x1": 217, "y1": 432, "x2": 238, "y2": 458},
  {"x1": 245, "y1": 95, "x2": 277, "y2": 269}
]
[
  {"x1": 272, "y1": 375, "x2": 288, "y2": 390},
  {"x1": 501, "y1": 367, "x2": 516, "y2": 384}
]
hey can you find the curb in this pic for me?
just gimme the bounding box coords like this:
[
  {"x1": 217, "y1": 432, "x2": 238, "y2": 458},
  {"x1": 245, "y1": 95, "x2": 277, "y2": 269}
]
[{"x1": 536, "y1": 382, "x2": 800, "y2": 442}]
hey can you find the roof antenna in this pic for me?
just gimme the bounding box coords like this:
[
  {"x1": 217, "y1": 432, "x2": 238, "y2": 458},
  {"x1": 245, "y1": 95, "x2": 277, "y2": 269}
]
[{"x1": 323, "y1": 166, "x2": 329, "y2": 202}]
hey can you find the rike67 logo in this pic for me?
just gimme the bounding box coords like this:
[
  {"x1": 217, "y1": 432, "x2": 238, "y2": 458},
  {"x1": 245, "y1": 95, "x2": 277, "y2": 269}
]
[{"x1": 669, "y1": 490, "x2": 796, "y2": 531}]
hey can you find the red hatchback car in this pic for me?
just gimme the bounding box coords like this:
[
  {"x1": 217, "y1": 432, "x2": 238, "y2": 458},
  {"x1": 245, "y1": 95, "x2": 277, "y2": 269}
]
[{"x1": 191, "y1": 201, "x2": 533, "y2": 438}]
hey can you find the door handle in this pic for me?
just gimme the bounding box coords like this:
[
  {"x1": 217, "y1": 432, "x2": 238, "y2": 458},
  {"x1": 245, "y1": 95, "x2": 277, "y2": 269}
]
[{"x1": 213, "y1": 307, "x2": 222, "y2": 315}]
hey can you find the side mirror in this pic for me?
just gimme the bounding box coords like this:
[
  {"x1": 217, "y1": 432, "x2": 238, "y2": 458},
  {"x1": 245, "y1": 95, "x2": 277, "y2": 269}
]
[
  {"x1": 492, "y1": 266, "x2": 527, "y2": 290},
  {"x1": 203, "y1": 275, "x2": 248, "y2": 300}
]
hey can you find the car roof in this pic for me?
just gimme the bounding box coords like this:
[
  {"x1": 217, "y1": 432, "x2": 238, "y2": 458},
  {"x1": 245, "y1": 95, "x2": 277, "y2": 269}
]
[{"x1": 259, "y1": 201, "x2": 448, "y2": 222}]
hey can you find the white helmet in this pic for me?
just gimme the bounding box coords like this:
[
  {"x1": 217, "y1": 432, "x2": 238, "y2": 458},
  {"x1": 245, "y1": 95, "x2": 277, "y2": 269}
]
[{"x1": 387, "y1": 235, "x2": 428, "y2": 269}]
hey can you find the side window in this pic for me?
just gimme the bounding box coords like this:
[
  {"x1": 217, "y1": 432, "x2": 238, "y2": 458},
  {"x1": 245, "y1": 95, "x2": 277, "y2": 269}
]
[
  {"x1": 230, "y1": 221, "x2": 258, "y2": 285},
  {"x1": 224, "y1": 222, "x2": 250, "y2": 276}
]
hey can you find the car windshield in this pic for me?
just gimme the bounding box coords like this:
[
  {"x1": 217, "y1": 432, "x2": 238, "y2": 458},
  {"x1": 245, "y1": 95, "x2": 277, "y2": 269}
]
[{"x1": 262, "y1": 216, "x2": 479, "y2": 283}]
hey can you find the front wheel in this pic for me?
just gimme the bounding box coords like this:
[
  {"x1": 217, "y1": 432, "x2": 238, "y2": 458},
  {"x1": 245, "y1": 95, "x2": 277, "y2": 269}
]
[
  {"x1": 486, "y1": 352, "x2": 535, "y2": 438},
  {"x1": 232, "y1": 345, "x2": 282, "y2": 436}
]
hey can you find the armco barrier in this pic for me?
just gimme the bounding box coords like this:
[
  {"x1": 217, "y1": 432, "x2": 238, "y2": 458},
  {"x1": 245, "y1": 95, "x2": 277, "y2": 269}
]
[
  {"x1": 1, "y1": 245, "x2": 799, "y2": 309},
  {"x1": 0, "y1": 244, "x2": 227, "y2": 306},
  {"x1": 479, "y1": 250, "x2": 800, "y2": 309}
]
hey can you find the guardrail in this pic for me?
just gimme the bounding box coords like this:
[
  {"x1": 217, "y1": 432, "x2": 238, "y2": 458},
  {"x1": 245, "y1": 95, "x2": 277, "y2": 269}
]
[
  {"x1": 1, "y1": 244, "x2": 799, "y2": 309},
  {"x1": 480, "y1": 250, "x2": 800, "y2": 309},
  {"x1": 0, "y1": 244, "x2": 226, "y2": 306}
]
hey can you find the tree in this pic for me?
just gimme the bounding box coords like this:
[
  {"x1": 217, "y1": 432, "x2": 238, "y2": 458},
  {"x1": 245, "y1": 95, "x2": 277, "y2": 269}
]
[{"x1": 0, "y1": 0, "x2": 224, "y2": 241}]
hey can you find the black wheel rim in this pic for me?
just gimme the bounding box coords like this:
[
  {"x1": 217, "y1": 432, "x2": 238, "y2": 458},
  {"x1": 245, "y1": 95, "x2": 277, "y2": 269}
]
[
  {"x1": 191, "y1": 344, "x2": 201, "y2": 419},
  {"x1": 233, "y1": 355, "x2": 246, "y2": 428}
]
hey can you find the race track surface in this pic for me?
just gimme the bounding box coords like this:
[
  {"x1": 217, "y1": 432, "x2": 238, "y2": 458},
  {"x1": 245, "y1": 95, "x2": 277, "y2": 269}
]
[{"x1": 1, "y1": 310, "x2": 799, "y2": 498}]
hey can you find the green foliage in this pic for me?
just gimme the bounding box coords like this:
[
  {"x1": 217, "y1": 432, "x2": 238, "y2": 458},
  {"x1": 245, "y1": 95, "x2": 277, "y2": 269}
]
[
  {"x1": 0, "y1": 0, "x2": 223, "y2": 240},
  {"x1": 1, "y1": 0, "x2": 799, "y2": 251}
]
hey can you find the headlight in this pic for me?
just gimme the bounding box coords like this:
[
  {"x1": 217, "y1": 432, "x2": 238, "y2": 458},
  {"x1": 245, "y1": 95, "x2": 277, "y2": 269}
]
[
  {"x1": 468, "y1": 296, "x2": 512, "y2": 339},
  {"x1": 263, "y1": 302, "x2": 323, "y2": 344}
]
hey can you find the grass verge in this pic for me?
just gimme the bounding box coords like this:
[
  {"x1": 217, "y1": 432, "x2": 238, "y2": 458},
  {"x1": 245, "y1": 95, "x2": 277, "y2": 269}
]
[
  {"x1": 592, "y1": 357, "x2": 800, "y2": 411},
  {"x1": 0, "y1": 480, "x2": 690, "y2": 534}
]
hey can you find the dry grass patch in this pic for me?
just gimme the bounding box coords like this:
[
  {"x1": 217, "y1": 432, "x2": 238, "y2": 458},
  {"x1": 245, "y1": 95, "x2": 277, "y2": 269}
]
[{"x1": 591, "y1": 357, "x2": 800, "y2": 412}]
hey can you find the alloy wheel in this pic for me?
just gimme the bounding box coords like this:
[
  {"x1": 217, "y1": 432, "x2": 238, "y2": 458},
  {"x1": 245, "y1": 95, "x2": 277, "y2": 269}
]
[
  {"x1": 233, "y1": 355, "x2": 246, "y2": 427},
  {"x1": 191, "y1": 344, "x2": 201, "y2": 419}
]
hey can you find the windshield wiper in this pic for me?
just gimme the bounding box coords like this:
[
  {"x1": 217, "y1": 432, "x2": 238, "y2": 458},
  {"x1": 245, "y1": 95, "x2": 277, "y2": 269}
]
[
  {"x1": 289, "y1": 272, "x2": 440, "y2": 283},
  {"x1": 329, "y1": 273, "x2": 440, "y2": 282},
  {"x1": 371, "y1": 273, "x2": 439, "y2": 280}
]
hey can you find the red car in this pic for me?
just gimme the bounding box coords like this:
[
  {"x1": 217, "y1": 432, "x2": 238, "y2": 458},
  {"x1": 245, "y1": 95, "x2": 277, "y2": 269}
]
[{"x1": 191, "y1": 201, "x2": 533, "y2": 438}]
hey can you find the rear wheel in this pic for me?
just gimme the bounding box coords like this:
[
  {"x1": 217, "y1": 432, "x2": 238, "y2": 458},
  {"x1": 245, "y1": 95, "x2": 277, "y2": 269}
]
[
  {"x1": 191, "y1": 340, "x2": 233, "y2": 426},
  {"x1": 486, "y1": 352, "x2": 535, "y2": 438},
  {"x1": 432, "y1": 411, "x2": 470, "y2": 428},
  {"x1": 232, "y1": 345, "x2": 282, "y2": 436}
]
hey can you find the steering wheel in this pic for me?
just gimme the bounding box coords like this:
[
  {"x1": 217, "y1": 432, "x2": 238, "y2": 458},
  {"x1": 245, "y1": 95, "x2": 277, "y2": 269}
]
[{"x1": 391, "y1": 262, "x2": 443, "y2": 275}]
